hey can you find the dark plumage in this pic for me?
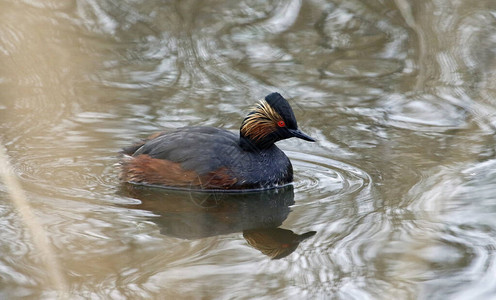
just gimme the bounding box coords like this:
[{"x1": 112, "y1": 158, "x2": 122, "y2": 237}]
[{"x1": 120, "y1": 92, "x2": 315, "y2": 191}]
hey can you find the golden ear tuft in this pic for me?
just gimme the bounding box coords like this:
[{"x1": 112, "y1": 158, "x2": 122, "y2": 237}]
[{"x1": 241, "y1": 100, "x2": 283, "y2": 141}]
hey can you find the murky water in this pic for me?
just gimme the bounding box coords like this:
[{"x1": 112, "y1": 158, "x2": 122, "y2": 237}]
[{"x1": 1, "y1": 0, "x2": 496, "y2": 299}]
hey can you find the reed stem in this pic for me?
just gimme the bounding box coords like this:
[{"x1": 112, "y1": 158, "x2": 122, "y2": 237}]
[{"x1": 0, "y1": 145, "x2": 69, "y2": 297}]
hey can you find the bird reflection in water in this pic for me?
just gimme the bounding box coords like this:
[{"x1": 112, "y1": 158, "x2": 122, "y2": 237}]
[
  {"x1": 121, "y1": 184, "x2": 316, "y2": 259},
  {"x1": 244, "y1": 228, "x2": 316, "y2": 259}
]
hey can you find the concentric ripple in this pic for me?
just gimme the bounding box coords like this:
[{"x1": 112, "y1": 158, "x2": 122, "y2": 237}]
[{"x1": 287, "y1": 151, "x2": 371, "y2": 202}]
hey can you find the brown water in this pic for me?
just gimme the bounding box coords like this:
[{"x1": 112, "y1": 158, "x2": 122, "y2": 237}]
[{"x1": 1, "y1": 0, "x2": 496, "y2": 299}]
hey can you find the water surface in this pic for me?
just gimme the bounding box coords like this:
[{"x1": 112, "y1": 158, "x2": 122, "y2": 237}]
[{"x1": 1, "y1": 0, "x2": 496, "y2": 299}]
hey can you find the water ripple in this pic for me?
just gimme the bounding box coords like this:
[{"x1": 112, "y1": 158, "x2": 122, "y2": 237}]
[
  {"x1": 288, "y1": 151, "x2": 371, "y2": 202},
  {"x1": 393, "y1": 158, "x2": 496, "y2": 298},
  {"x1": 381, "y1": 92, "x2": 469, "y2": 131},
  {"x1": 1, "y1": 0, "x2": 496, "y2": 298}
]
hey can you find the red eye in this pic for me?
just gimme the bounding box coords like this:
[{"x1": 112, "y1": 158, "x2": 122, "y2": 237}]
[{"x1": 277, "y1": 120, "x2": 286, "y2": 127}]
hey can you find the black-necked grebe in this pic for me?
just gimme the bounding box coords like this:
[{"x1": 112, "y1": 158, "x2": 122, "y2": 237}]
[{"x1": 120, "y1": 92, "x2": 315, "y2": 190}]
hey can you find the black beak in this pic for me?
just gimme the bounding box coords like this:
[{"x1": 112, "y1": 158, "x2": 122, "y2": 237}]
[{"x1": 288, "y1": 128, "x2": 316, "y2": 142}]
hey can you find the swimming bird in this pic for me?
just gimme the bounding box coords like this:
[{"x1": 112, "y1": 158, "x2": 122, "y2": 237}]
[{"x1": 120, "y1": 92, "x2": 315, "y2": 191}]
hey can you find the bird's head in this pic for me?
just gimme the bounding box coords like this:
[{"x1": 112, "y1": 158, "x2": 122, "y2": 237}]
[{"x1": 240, "y1": 92, "x2": 315, "y2": 150}]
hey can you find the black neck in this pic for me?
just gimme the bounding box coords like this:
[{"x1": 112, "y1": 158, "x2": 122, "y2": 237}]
[{"x1": 239, "y1": 135, "x2": 274, "y2": 151}]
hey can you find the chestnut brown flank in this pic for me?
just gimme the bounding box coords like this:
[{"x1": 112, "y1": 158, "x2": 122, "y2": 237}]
[{"x1": 121, "y1": 154, "x2": 237, "y2": 189}]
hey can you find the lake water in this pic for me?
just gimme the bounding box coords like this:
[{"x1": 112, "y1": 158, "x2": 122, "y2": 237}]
[{"x1": 1, "y1": 0, "x2": 496, "y2": 299}]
